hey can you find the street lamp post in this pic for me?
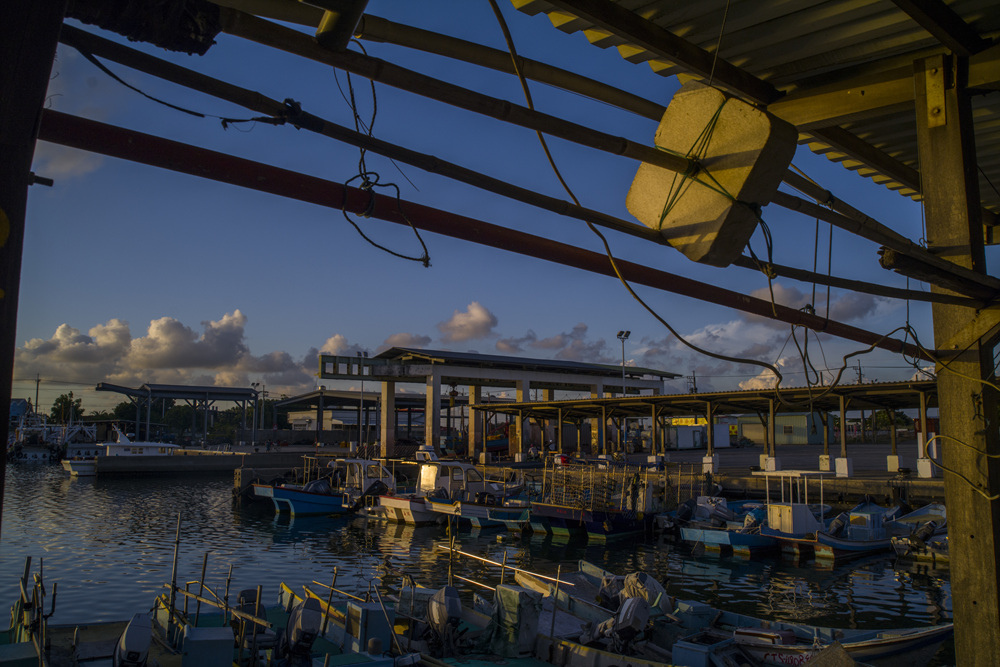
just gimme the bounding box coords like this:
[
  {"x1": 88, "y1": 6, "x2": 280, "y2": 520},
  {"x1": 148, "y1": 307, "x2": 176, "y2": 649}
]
[{"x1": 616, "y1": 330, "x2": 630, "y2": 452}]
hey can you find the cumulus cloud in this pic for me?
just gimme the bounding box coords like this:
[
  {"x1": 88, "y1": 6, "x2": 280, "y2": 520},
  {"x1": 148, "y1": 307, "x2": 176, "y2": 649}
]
[
  {"x1": 738, "y1": 357, "x2": 789, "y2": 390},
  {"x1": 438, "y1": 302, "x2": 498, "y2": 342},
  {"x1": 31, "y1": 143, "x2": 104, "y2": 180},
  {"x1": 497, "y1": 331, "x2": 537, "y2": 354},
  {"x1": 382, "y1": 332, "x2": 432, "y2": 349},
  {"x1": 14, "y1": 311, "x2": 323, "y2": 400},
  {"x1": 128, "y1": 310, "x2": 249, "y2": 369}
]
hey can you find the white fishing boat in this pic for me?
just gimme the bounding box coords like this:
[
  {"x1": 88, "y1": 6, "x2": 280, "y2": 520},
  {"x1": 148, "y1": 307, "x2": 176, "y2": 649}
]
[
  {"x1": 61, "y1": 425, "x2": 178, "y2": 476},
  {"x1": 374, "y1": 457, "x2": 506, "y2": 526}
]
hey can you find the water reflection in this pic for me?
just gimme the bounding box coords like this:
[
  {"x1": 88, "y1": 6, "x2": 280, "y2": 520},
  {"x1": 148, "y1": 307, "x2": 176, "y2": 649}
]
[{"x1": 1, "y1": 463, "x2": 952, "y2": 641}]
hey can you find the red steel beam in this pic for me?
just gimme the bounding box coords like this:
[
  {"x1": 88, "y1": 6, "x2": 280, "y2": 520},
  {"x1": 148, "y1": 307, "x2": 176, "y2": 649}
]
[{"x1": 37, "y1": 109, "x2": 926, "y2": 360}]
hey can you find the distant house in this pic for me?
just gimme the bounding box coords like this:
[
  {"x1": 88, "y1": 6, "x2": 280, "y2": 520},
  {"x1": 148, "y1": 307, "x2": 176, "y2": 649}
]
[{"x1": 737, "y1": 413, "x2": 832, "y2": 446}]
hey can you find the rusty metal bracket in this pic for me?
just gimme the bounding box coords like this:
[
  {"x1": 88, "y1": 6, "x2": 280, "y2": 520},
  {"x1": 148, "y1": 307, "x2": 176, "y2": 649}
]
[{"x1": 925, "y1": 54, "x2": 947, "y2": 128}]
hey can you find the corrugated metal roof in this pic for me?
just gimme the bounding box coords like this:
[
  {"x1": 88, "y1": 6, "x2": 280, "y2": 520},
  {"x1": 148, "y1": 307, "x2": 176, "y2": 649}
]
[
  {"x1": 376, "y1": 347, "x2": 681, "y2": 378},
  {"x1": 512, "y1": 0, "x2": 1000, "y2": 218}
]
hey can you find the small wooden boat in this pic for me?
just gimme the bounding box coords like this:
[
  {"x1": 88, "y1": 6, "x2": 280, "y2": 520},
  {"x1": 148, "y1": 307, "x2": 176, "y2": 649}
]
[
  {"x1": 814, "y1": 500, "x2": 947, "y2": 562},
  {"x1": 515, "y1": 559, "x2": 953, "y2": 667},
  {"x1": 3, "y1": 555, "x2": 415, "y2": 667}
]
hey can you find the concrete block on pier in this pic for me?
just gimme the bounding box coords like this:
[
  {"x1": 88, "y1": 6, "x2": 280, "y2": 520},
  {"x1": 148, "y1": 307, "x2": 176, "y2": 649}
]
[
  {"x1": 917, "y1": 458, "x2": 938, "y2": 478},
  {"x1": 763, "y1": 456, "x2": 781, "y2": 472},
  {"x1": 702, "y1": 454, "x2": 718, "y2": 474},
  {"x1": 886, "y1": 454, "x2": 900, "y2": 473},
  {"x1": 835, "y1": 457, "x2": 854, "y2": 478},
  {"x1": 819, "y1": 454, "x2": 832, "y2": 471}
]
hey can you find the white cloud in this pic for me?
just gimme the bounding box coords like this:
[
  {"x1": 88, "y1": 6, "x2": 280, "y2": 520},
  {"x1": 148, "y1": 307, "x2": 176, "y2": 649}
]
[
  {"x1": 382, "y1": 332, "x2": 432, "y2": 350},
  {"x1": 438, "y1": 301, "x2": 498, "y2": 342},
  {"x1": 738, "y1": 357, "x2": 790, "y2": 390},
  {"x1": 15, "y1": 311, "x2": 325, "y2": 402},
  {"x1": 128, "y1": 310, "x2": 248, "y2": 369}
]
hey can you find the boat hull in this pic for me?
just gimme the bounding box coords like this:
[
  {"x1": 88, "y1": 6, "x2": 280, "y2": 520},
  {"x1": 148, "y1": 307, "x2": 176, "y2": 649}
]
[
  {"x1": 253, "y1": 484, "x2": 351, "y2": 516},
  {"x1": 377, "y1": 495, "x2": 441, "y2": 525},
  {"x1": 61, "y1": 458, "x2": 96, "y2": 477}
]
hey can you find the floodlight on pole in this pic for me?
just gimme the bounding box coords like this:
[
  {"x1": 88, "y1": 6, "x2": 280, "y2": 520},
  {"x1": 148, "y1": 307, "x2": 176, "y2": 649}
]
[{"x1": 616, "y1": 331, "x2": 630, "y2": 452}]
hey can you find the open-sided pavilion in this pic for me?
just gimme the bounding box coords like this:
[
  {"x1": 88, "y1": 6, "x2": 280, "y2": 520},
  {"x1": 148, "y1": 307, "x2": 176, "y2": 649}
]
[
  {"x1": 317, "y1": 346, "x2": 678, "y2": 455},
  {"x1": 476, "y1": 378, "x2": 939, "y2": 472}
]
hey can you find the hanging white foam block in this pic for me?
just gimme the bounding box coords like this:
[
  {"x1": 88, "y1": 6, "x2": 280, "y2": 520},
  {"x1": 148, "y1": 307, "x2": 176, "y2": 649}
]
[{"x1": 627, "y1": 81, "x2": 796, "y2": 267}]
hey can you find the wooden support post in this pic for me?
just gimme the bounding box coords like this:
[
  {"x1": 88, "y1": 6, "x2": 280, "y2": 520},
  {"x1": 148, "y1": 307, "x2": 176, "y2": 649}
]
[
  {"x1": 916, "y1": 53, "x2": 1000, "y2": 662},
  {"x1": 425, "y1": 371, "x2": 442, "y2": 454},
  {"x1": 705, "y1": 401, "x2": 714, "y2": 456},
  {"x1": 768, "y1": 398, "x2": 776, "y2": 458},
  {"x1": 468, "y1": 384, "x2": 481, "y2": 461},
  {"x1": 557, "y1": 408, "x2": 563, "y2": 454},
  {"x1": 821, "y1": 412, "x2": 830, "y2": 456},
  {"x1": 889, "y1": 409, "x2": 897, "y2": 455},
  {"x1": 839, "y1": 395, "x2": 848, "y2": 459},
  {"x1": 380, "y1": 381, "x2": 396, "y2": 458},
  {"x1": 0, "y1": 0, "x2": 67, "y2": 542},
  {"x1": 919, "y1": 390, "x2": 928, "y2": 453},
  {"x1": 651, "y1": 405, "x2": 659, "y2": 456}
]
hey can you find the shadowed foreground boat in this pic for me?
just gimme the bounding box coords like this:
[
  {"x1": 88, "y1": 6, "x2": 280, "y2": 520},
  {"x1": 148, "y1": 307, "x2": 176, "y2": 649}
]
[{"x1": 513, "y1": 559, "x2": 952, "y2": 667}]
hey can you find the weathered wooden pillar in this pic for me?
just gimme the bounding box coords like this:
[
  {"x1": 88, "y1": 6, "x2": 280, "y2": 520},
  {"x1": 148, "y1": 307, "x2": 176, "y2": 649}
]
[
  {"x1": 425, "y1": 370, "x2": 441, "y2": 453},
  {"x1": 557, "y1": 407, "x2": 563, "y2": 453},
  {"x1": 916, "y1": 53, "x2": 1000, "y2": 662},
  {"x1": 468, "y1": 384, "x2": 482, "y2": 460},
  {"x1": 888, "y1": 409, "x2": 897, "y2": 456},
  {"x1": 768, "y1": 398, "x2": 776, "y2": 458},
  {"x1": 705, "y1": 401, "x2": 714, "y2": 456},
  {"x1": 0, "y1": 0, "x2": 67, "y2": 541},
  {"x1": 839, "y1": 394, "x2": 848, "y2": 459},
  {"x1": 380, "y1": 380, "x2": 396, "y2": 458}
]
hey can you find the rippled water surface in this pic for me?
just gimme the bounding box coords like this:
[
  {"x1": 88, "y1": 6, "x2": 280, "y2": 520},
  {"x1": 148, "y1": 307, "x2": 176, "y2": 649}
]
[{"x1": 1, "y1": 465, "x2": 953, "y2": 661}]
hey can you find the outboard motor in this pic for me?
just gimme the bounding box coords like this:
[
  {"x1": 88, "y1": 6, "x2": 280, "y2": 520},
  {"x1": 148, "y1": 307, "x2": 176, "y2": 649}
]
[
  {"x1": 827, "y1": 512, "x2": 849, "y2": 537},
  {"x1": 675, "y1": 499, "x2": 695, "y2": 523},
  {"x1": 912, "y1": 520, "x2": 940, "y2": 545},
  {"x1": 112, "y1": 613, "x2": 152, "y2": 667},
  {"x1": 302, "y1": 479, "x2": 333, "y2": 495},
  {"x1": 277, "y1": 597, "x2": 323, "y2": 663},
  {"x1": 426, "y1": 586, "x2": 462, "y2": 638},
  {"x1": 579, "y1": 596, "x2": 650, "y2": 653}
]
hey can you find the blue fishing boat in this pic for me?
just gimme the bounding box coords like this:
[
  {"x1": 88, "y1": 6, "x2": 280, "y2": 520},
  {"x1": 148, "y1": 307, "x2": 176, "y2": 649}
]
[
  {"x1": 815, "y1": 499, "x2": 946, "y2": 561},
  {"x1": 253, "y1": 457, "x2": 395, "y2": 516},
  {"x1": 679, "y1": 471, "x2": 833, "y2": 558}
]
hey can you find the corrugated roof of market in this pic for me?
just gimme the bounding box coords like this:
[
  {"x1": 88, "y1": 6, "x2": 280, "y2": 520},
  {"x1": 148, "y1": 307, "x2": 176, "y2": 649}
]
[{"x1": 513, "y1": 0, "x2": 1000, "y2": 221}]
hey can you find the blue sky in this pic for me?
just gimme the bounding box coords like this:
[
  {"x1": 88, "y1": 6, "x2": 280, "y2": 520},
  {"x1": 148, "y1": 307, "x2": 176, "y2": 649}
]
[{"x1": 14, "y1": 1, "x2": 956, "y2": 414}]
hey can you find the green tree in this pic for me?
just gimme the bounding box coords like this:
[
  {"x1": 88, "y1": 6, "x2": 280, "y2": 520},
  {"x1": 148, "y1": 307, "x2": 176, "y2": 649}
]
[
  {"x1": 50, "y1": 392, "x2": 84, "y2": 423},
  {"x1": 112, "y1": 400, "x2": 139, "y2": 423}
]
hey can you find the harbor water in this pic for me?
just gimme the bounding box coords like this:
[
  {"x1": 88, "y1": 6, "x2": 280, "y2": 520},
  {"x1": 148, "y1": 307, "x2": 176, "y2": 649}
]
[{"x1": 1, "y1": 464, "x2": 953, "y2": 662}]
